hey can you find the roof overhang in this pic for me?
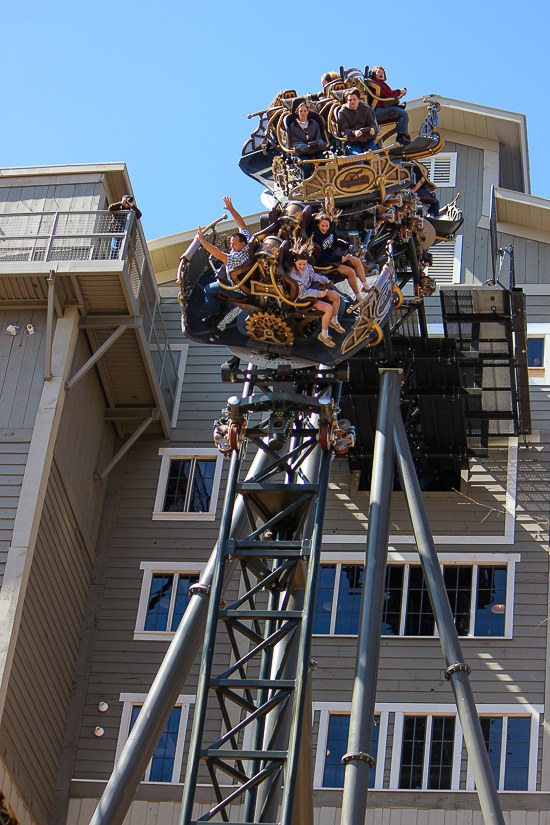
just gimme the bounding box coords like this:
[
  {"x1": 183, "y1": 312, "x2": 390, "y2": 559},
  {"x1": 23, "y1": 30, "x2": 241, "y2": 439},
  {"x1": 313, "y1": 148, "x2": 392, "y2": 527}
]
[
  {"x1": 407, "y1": 96, "x2": 530, "y2": 193},
  {"x1": 148, "y1": 211, "x2": 266, "y2": 284},
  {"x1": 494, "y1": 187, "x2": 550, "y2": 243}
]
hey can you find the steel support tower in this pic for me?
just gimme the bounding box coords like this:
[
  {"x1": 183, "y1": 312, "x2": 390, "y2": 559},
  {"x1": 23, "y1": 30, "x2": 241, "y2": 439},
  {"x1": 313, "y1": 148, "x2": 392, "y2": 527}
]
[{"x1": 91, "y1": 358, "x2": 508, "y2": 825}]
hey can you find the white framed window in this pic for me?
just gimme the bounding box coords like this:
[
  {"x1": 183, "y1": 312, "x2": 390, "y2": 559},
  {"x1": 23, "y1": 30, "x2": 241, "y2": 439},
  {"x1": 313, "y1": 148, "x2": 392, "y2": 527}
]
[
  {"x1": 134, "y1": 562, "x2": 206, "y2": 640},
  {"x1": 389, "y1": 707, "x2": 463, "y2": 790},
  {"x1": 153, "y1": 448, "x2": 224, "y2": 521},
  {"x1": 313, "y1": 552, "x2": 518, "y2": 639},
  {"x1": 115, "y1": 693, "x2": 195, "y2": 783},
  {"x1": 312, "y1": 703, "x2": 389, "y2": 790},
  {"x1": 465, "y1": 706, "x2": 541, "y2": 791},
  {"x1": 425, "y1": 235, "x2": 462, "y2": 286},
  {"x1": 420, "y1": 153, "x2": 457, "y2": 187}
]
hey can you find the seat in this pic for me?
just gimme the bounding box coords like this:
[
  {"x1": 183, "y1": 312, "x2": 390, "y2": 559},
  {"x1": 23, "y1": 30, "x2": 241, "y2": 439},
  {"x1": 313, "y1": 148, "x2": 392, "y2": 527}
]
[{"x1": 364, "y1": 78, "x2": 402, "y2": 144}]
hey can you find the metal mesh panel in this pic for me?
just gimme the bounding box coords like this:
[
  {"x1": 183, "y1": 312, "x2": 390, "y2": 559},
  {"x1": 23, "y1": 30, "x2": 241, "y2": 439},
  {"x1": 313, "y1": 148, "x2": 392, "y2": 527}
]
[{"x1": 0, "y1": 211, "x2": 129, "y2": 263}]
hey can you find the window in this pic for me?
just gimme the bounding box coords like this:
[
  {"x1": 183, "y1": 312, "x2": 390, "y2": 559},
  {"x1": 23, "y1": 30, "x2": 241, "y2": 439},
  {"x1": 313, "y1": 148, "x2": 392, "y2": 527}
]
[
  {"x1": 425, "y1": 236, "x2": 462, "y2": 286},
  {"x1": 153, "y1": 448, "x2": 224, "y2": 521},
  {"x1": 115, "y1": 693, "x2": 195, "y2": 783},
  {"x1": 399, "y1": 715, "x2": 455, "y2": 790},
  {"x1": 466, "y1": 709, "x2": 541, "y2": 792},
  {"x1": 313, "y1": 704, "x2": 388, "y2": 790},
  {"x1": 420, "y1": 153, "x2": 457, "y2": 187},
  {"x1": 527, "y1": 338, "x2": 544, "y2": 368},
  {"x1": 322, "y1": 714, "x2": 379, "y2": 789},
  {"x1": 313, "y1": 554, "x2": 518, "y2": 639},
  {"x1": 135, "y1": 562, "x2": 205, "y2": 639}
]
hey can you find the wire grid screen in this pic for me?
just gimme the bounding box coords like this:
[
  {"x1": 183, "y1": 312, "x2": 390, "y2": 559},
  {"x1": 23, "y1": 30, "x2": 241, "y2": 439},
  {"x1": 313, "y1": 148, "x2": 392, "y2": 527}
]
[
  {"x1": 0, "y1": 211, "x2": 130, "y2": 263},
  {"x1": 136, "y1": 255, "x2": 178, "y2": 419},
  {"x1": 390, "y1": 304, "x2": 420, "y2": 337}
]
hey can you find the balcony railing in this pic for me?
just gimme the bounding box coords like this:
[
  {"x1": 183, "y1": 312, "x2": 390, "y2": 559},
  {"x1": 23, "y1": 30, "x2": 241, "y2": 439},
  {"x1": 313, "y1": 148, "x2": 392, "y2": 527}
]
[{"x1": 0, "y1": 210, "x2": 179, "y2": 421}]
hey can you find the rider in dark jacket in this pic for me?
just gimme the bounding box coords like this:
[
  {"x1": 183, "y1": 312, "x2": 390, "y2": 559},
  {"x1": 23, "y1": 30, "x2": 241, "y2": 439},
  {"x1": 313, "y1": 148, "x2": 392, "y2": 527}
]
[{"x1": 337, "y1": 88, "x2": 378, "y2": 154}]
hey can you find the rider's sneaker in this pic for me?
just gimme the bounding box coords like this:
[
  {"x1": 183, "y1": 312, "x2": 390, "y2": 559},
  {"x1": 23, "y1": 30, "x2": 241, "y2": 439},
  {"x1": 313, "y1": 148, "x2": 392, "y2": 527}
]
[
  {"x1": 318, "y1": 332, "x2": 336, "y2": 348},
  {"x1": 329, "y1": 319, "x2": 346, "y2": 333}
]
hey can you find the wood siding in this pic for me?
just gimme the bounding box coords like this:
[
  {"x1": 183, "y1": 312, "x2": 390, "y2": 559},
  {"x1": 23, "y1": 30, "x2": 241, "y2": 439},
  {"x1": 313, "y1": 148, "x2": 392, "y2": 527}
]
[
  {"x1": 0, "y1": 438, "x2": 29, "y2": 587},
  {"x1": 0, "y1": 183, "x2": 106, "y2": 214},
  {"x1": 0, "y1": 458, "x2": 93, "y2": 825}
]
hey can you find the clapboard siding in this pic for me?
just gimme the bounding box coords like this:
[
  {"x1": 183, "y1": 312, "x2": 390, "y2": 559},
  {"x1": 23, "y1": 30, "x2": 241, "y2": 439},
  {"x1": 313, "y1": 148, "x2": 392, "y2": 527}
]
[
  {"x1": 0, "y1": 309, "x2": 49, "y2": 430},
  {"x1": 0, "y1": 183, "x2": 106, "y2": 214},
  {"x1": 53, "y1": 330, "x2": 116, "y2": 549},
  {"x1": 0, "y1": 458, "x2": 93, "y2": 825},
  {"x1": 0, "y1": 440, "x2": 29, "y2": 585}
]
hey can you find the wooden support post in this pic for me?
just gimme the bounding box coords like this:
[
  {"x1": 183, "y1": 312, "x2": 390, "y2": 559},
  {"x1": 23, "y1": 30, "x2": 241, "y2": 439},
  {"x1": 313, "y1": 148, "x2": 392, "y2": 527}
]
[{"x1": 45, "y1": 271, "x2": 56, "y2": 381}]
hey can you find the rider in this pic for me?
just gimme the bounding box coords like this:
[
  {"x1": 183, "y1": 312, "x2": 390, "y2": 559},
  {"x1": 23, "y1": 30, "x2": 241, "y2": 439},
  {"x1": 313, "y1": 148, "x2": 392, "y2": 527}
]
[
  {"x1": 369, "y1": 66, "x2": 411, "y2": 146},
  {"x1": 312, "y1": 211, "x2": 370, "y2": 302},
  {"x1": 197, "y1": 197, "x2": 252, "y2": 326},
  {"x1": 288, "y1": 100, "x2": 327, "y2": 178},
  {"x1": 337, "y1": 88, "x2": 378, "y2": 154},
  {"x1": 286, "y1": 248, "x2": 344, "y2": 349}
]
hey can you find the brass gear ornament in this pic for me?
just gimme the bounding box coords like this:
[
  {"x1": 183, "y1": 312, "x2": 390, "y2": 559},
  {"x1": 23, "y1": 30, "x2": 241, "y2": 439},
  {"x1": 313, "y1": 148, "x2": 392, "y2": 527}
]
[{"x1": 245, "y1": 312, "x2": 294, "y2": 347}]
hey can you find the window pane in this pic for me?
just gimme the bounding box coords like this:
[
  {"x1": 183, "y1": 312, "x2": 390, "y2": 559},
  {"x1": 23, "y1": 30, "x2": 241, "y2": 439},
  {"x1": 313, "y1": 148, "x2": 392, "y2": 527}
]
[
  {"x1": 428, "y1": 716, "x2": 455, "y2": 790},
  {"x1": 527, "y1": 338, "x2": 544, "y2": 368},
  {"x1": 335, "y1": 565, "x2": 363, "y2": 635},
  {"x1": 405, "y1": 568, "x2": 434, "y2": 636},
  {"x1": 323, "y1": 714, "x2": 349, "y2": 787},
  {"x1": 400, "y1": 716, "x2": 426, "y2": 789},
  {"x1": 150, "y1": 706, "x2": 182, "y2": 782},
  {"x1": 171, "y1": 574, "x2": 200, "y2": 631},
  {"x1": 475, "y1": 566, "x2": 506, "y2": 637},
  {"x1": 313, "y1": 565, "x2": 336, "y2": 634},
  {"x1": 145, "y1": 574, "x2": 173, "y2": 631},
  {"x1": 504, "y1": 718, "x2": 530, "y2": 791},
  {"x1": 188, "y1": 460, "x2": 216, "y2": 513},
  {"x1": 444, "y1": 566, "x2": 472, "y2": 636},
  {"x1": 382, "y1": 565, "x2": 403, "y2": 636},
  {"x1": 322, "y1": 715, "x2": 379, "y2": 788},
  {"x1": 480, "y1": 717, "x2": 502, "y2": 788},
  {"x1": 164, "y1": 460, "x2": 192, "y2": 511}
]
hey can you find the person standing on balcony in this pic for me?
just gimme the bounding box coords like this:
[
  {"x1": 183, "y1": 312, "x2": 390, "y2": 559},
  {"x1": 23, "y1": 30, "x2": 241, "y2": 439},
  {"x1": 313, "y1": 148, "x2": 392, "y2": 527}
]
[{"x1": 108, "y1": 195, "x2": 142, "y2": 259}]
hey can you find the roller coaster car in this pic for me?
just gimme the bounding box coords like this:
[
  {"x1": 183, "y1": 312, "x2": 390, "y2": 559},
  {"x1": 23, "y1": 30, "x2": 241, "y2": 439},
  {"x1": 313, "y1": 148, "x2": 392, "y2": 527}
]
[{"x1": 180, "y1": 228, "x2": 403, "y2": 367}]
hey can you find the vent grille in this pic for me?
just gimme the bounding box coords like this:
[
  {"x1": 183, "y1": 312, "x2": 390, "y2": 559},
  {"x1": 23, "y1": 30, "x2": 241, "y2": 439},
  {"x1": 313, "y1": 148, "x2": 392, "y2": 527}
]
[
  {"x1": 426, "y1": 237, "x2": 462, "y2": 285},
  {"x1": 421, "y1": 153, "x2": 457, "y2": 187}
]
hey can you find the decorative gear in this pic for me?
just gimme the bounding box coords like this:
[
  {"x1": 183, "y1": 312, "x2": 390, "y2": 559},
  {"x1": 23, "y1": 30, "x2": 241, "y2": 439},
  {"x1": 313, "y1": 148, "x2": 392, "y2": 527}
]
[{"x1": 245, "y1": 312, "x2": 294, "y2": 347}]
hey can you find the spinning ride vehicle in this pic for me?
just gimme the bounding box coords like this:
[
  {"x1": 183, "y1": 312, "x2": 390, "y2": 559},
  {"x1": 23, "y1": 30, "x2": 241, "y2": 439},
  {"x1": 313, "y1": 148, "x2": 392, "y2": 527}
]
[{"x1": 179, "y1": 66, "x2": 465, "y2": 366}]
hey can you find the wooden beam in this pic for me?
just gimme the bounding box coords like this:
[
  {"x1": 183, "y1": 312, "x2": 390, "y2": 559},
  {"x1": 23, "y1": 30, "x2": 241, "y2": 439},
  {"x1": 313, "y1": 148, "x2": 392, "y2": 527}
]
[
  {"x1": 65, "y1": 324, "x2": 129, "y2": 391},
  {"x1": 94, "y1": 411, "x2": 160, "y2": 481},
  {"x1": 104, "y1": 408, "x2": 157, "y2": 420},
  {"x1": 45, "y1": 272, "x2": 55, "y2": 381},
  {"x1": 79, "y1": 315, "x2": 142, "y2": 329}
]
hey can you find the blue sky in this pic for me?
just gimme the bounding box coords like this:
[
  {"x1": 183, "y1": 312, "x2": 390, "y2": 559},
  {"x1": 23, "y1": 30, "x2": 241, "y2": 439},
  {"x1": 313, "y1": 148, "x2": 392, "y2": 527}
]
[{"x1": 2, "y1": 0, "x2": 549, "y2": 241}]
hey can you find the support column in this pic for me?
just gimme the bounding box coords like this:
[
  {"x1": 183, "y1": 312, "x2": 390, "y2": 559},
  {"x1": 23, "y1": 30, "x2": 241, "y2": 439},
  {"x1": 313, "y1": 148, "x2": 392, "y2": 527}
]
[
  {"x1": 340, "y1": 369, "x2": 402, "y2": 825},
  {"x1": 89, "y1": 442, "x2": 276, "y2": 825},
  {"x1": 393, "y1": 414, "x2": 505, "y2": 825}
]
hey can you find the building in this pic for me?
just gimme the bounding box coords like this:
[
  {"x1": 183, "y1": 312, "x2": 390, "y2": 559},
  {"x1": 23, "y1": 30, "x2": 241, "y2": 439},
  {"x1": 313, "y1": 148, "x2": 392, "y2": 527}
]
[{"x1": 0, "y1": 95, "x2": 549, "y2": 825}]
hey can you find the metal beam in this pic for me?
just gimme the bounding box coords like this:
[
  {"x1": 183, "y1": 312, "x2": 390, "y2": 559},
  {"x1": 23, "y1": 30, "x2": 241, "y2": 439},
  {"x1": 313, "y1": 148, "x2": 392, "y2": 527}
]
[
  {"x1": 93, "y1": 412, "x2": 160, "y2": 481},
  {"x1": 89, "y1": 442, "x2": 276, "y2": 825},
  {"x1": 65, "y1": 324, "x2": 130, "y2": 390},
  {"x1": 44, "y1": 271, "x2": 55, "y2": 381},
  {"x1": 393, "y1": 413, "x2": 505, "y2": 825},
  {"x1": 340, "y1": 369, "x2": 402, "y2": 825}
]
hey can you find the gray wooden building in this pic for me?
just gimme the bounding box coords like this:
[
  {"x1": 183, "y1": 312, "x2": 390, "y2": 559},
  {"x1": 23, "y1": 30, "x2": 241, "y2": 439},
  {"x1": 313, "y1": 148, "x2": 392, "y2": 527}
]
[{"x1": 0, "y1": 96, "x2": 549, "y2": 825}]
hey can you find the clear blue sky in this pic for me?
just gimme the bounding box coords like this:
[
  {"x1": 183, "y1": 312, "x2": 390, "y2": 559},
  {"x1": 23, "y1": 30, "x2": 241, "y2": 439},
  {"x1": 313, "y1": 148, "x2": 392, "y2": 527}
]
[{"x1": 2, "y1": 0, "x2": 549, "y2": 241}]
